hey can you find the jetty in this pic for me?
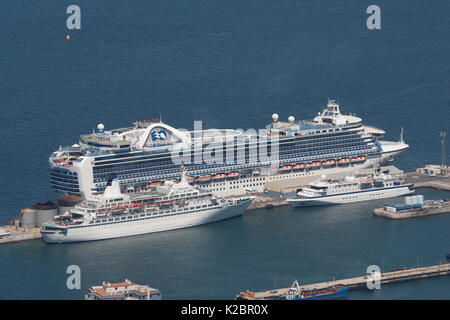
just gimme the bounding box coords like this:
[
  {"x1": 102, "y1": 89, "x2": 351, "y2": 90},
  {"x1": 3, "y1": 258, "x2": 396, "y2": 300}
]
[
  {"x1": 236, "y1": 262, "x2": 450, "y2": 300},
  {"x1": 405, "y1": 172, "x2": 450, "y2": 191},
  {"x1": 374, "y1": 200, "x2": 450, "y2": 219},
  {"x1": 0, "y1": 226, "x2": 41, "y2": 244}
]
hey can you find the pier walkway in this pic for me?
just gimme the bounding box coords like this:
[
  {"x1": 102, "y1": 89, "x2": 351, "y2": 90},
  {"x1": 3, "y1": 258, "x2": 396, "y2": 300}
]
[
  {"x1": 236, "y1": 262, "x2": 450, "y2": 300},
  {"x1": 405, "y1": 172, "x2": 450, "y2": 191}
]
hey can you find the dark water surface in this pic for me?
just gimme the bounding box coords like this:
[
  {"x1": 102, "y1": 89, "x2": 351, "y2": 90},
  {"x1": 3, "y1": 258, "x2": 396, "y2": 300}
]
[{"x1": 0, "y1": 1, "x2": 449, "y2": 299}]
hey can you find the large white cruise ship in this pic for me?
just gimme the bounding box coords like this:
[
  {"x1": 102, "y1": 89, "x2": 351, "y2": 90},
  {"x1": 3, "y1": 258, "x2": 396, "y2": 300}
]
[
  {"x1": 41, "y1": 171, "x2": 253, "y2": 243},
  {"x1": 49, "y1": 100, "x2": 408, "y2": 198}
]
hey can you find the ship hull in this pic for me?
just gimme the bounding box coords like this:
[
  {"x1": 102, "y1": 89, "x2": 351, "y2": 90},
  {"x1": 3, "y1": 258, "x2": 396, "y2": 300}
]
[
  {"x1": 287, "y1": 185, "x2": 414, "y2": 207},
  {"x1": 41, "y1": 198, "x2": 253, "y2": 243}
]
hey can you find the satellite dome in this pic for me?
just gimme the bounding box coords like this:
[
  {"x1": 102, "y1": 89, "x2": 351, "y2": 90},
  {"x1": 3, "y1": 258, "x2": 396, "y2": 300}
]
[
  {"x1": 288, "y1": 116, "x2": 295, "y2": 123},
  {"x1": 272, "y1": 113, "x2": 279, "y2": 122},
  {"x1": 97, "y1": 124, "x2": 105, "y2": 132}
]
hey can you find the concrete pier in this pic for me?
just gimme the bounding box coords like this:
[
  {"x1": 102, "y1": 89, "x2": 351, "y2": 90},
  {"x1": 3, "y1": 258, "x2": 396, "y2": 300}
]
[
  {"x1": 405, "y1": 172, "x2": 450, "y2": 191},
  {"x1": 246, "y1": 193, "x2": 290, "y2": 211},
  {"x1": 0, "y1": 226, "x2": 41, "y2": 244},
  {"x1": 236, "y1": 262, "x2": 450, "y2": 300},
  {"x1": 374, "y1": 201, "x2": 450, "y2": 219}
]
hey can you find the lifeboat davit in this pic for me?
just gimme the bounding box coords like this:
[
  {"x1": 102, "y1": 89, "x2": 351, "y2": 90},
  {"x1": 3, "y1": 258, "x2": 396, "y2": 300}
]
[{"x1": 292, "y1": 163, "x2": 305, "y2": 171}]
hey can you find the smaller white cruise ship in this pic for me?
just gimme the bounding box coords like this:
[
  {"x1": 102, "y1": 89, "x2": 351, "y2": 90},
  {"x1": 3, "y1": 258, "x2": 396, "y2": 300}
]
[
  {"x1": 41, "y1": 170, "x2": 253, "y2": 243},
  {"x1": 286, "y1": 168, "x2": 414, "y2": 207}
]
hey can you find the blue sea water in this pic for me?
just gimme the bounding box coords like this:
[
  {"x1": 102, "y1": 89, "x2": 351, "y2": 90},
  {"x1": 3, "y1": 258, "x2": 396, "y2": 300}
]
[{"x1": 0, "y1": 0, "x2": 449, "y2": 299}]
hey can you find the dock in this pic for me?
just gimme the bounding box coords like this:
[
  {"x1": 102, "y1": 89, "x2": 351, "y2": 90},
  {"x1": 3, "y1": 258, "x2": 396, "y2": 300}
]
[
  {"x1": 236, "y1": 262, "x2": 450, "y2": 300},
  {"x1": 374, "y1": 200, "x2": 450, "y2": 219},
  {"x1": 0, "y1": 226, "x2": 41, "y2": 244},
  {"x1": 405, "y1": 172, "x2": 450, "y2": 191},
  {"x1": 246, "y1": 193, "x2": 290, "y2": 211}
]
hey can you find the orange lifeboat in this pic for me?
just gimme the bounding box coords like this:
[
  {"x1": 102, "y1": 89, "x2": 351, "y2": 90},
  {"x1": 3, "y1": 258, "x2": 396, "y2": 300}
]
[
  {"x1": 307, "y1": 161, "x2": 321, "y2": 169},
  {"x1": 279, "y1": 165, "x2": 292, "y2": 172},
  {"x1": 292, "y1": 163, "x2": 305, "y2": 171},
  {"x1": 197, "y1": 175, "x2": 212, "y2": 182},
  {"x1": 226, "y1": 171, "x2": 240, "y2": 179},
  {"x1": 338, "y1": 158, "x2": 351, "y2": 165},
  {"x1": 351, "y1": 156, "x2": 367, "y2": 163},
  {"x1": 213, "y1": 173, "x2": 226, "y2": 181},
  {"x1": 322, "y1": 160, "x2": 336, "y2": 167}
]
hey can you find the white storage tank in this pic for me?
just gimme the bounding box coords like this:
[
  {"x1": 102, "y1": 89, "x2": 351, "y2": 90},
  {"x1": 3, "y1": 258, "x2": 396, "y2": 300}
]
[
  {"x1": 20, "y1": 208, "x2": 37, "y2": 229},
  {"x1": 405, "y1": 196, "x2": 412, "y2": 205},
  {"x1": 57, "y1": 195, "x2": 82, "y2": 215},
  {"x1": 34, "y1": 201, "x2": 58, "y2": 227},
  {"x1": 417, "y1": 195, "x2": 424, "y2": 205}
]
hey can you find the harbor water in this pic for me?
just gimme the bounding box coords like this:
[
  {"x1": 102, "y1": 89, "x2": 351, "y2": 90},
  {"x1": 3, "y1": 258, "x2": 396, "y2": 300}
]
[{"x1": 0, "y1": 0, "x2": 449, "y2": 299}]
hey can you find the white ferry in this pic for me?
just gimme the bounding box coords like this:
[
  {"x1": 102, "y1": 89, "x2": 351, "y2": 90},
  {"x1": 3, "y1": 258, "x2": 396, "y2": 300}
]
[
  {"x1": 49, "y1": 100, "x2": 408, "y2": 198},
  {"x1": 286, "y1": 168, "x2": 414, "y2": 207},
  {"x1": 41, "y1": 171, "x2": 253, "y2": 243}
]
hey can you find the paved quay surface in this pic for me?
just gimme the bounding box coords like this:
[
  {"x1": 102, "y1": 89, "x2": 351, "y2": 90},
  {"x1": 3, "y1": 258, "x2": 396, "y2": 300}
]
[
  {"x1": 405, "y1": 172, "x2": 450, "y2": 191},
  {"x1": 0, "y1": 226, "x2": 41, "y2": 244}
]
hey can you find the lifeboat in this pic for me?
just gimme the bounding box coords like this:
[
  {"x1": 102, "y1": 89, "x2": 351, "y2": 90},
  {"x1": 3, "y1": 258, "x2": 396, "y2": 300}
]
[
  {"x1": 338, "y1": 158, "x2": 351, "y2": 165},
  {"x1": 306, "y1": 161, "x2": 321, "y2": 169},
  {"x1": 187, "y1": 176, "x2": 196, "y2": 183},
  {"x1": 148, "y1": 181, "x2": 162, "y2": 186},
  {"x1": 322, "y1": 160, "x2": 336, "y2": 167},
  {"x1": 279, "y1": 165, "x2": 292, "y2": 173},
  {"x1": 212, "y1": 173, "x2": 226, "y2": 181},
  {"x1": 361, "y1": 177, "x2": 373, "y2": 183},
  {"x1": 351, "y1": 156, "x2": 367, "y2": 163},
  {"x1": 226, "y1": 171, "x2": 240, "y2": 179},
  {"x1": 292, "y1": 163, "x2": 305, "y2": 171},
  {"x1": 197, "y1": 175, "x2": 212, "y2": 183}
]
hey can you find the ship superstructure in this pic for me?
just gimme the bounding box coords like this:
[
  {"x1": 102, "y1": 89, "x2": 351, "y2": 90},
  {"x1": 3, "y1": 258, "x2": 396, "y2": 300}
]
[{"x1": 49, "y1": 100, "x2": 408, "y2": 198}]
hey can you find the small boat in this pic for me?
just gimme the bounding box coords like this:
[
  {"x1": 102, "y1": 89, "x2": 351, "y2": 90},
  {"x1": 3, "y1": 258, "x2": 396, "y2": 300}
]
[
  {"x1": 186, "y1": 176, "x2": 196, "y2": 184},
  {"x1": 306, "y1": 161, "x2": 321, "y2": 169},
  {"x1": 351, "y1": 156, "x2": 367, "y2": 163},
  {"x1": 279, "y1": 165, "x2": 292, "y2": 172},
  {"x1": 292, "y1": 163, "x2": 305, "y2": 171},
  {"x1": 226, "y1": 172, "x2": 240, "y2": 179},
  {"x1": 274, "y1": 280, "x2": 348, "y2": 300},
  {"x1": 322, "y1": 160, "x2": 336, "y2": 167},
  {"x1": 212, "y1": 173, "x2": 226, "y2": 181},
  {"x1": 197, "y1": 175, "x2": 212, "y2": 183},
  {"x1": 338, "y1": 158, "x2": 351, "y2": 165}
]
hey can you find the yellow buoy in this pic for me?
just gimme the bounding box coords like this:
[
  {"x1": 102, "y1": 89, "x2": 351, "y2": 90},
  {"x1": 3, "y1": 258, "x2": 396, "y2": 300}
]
[{"x1": 66, "y1": 35, "x2": 70, "y2": 40}]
